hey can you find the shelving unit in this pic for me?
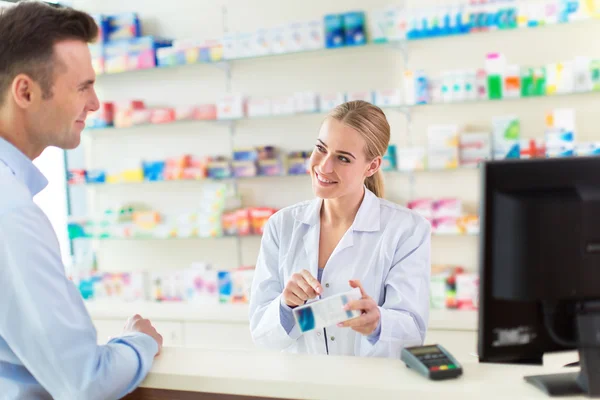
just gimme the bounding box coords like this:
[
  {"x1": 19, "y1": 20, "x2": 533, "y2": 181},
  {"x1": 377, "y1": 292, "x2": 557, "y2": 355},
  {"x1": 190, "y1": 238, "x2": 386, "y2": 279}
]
[
  {"x1": 66, "y1": 2, "x2": 600, "y2": 336},
  {"x1": 83, "y1": 89, "x2": 599, "y2": 136}
]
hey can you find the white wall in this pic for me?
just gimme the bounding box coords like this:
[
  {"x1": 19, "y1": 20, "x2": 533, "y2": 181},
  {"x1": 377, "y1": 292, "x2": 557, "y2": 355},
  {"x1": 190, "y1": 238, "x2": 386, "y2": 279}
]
[{"x1": 71, "y1": 0, "x2": 600, "y2": 273}]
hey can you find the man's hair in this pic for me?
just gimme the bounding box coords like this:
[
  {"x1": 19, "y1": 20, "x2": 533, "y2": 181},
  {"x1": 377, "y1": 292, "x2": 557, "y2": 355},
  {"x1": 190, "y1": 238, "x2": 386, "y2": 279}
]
[{"x1": 0, "y1": 1, "x2": 98, "y2": 104}]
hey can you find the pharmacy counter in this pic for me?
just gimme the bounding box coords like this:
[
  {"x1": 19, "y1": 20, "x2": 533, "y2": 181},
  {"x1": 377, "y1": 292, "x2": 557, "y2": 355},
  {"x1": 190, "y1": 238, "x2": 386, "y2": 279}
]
[{"x1": 123, "y1": 347, "x2": 583, "y2": 400}]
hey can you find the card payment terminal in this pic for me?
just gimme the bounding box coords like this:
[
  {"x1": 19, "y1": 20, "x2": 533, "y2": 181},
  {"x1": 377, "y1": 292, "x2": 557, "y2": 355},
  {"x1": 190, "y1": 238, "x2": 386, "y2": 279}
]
[{"x1": 401, "y1": 344, "x2": 463, "y2": 381}]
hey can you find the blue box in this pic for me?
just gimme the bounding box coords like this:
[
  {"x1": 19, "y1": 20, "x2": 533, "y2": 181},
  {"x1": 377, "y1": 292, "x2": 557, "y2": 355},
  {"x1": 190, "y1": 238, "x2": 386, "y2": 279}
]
[
  {"x1": 343, "y1": 11, "x2": 366, "y2": 46},
  {"x1": 382, "y1": 145, "x2": 397, "y2": 171},
  {"x1": 324, "y1": 14, "x2": 345, "y2": 48},
  {"x1": 85, "y1": 170, "x2": 106, "y2": 184},
  {"x1": 105, "y1": 13, "x2": 141, "y2": 42},
  {"x1": 142, "y1": 161, "x2": 166, "y2": 181}
]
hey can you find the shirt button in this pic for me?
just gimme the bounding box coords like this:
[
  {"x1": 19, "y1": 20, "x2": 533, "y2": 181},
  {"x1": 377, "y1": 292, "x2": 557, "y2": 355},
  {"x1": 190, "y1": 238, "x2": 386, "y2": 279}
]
[
  {"x1": 331, "y1": 336, "x2": 335, "y2": 341},
  {"x1": 317, "y1": 332, "x2": 321, "y2": 337},
  {"x1": 325, "y1": 283, "x2": 330, "y2": 288}
]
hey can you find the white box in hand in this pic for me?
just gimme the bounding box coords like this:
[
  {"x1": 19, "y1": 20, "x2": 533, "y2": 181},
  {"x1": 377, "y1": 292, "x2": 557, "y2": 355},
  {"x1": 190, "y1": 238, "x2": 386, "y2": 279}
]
[{"x1": 293, "y1": 287, "x2": 362, "y2": 333}]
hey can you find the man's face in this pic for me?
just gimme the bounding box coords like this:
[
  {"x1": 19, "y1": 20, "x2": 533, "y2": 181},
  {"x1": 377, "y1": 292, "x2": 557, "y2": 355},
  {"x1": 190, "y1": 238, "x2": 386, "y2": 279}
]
[{"x1": 28, "y1": 40, "x2": 99, "y2": 150}]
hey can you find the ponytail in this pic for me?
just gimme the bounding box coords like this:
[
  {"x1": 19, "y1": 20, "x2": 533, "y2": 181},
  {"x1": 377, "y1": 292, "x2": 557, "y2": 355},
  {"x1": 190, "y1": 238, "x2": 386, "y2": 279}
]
[{"x1": 365, "y1": 170, "x2": 384, "y2": 198}]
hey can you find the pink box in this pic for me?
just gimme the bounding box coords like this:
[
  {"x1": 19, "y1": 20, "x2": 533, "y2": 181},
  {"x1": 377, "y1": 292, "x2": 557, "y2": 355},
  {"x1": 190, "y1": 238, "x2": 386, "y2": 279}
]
[
  {"x1": 432, "y1": 217, "x2": 460, "y2": 235},
  {"x1": 407, "y1": 198, "x2": 433, "y2": 220},
  {"x1": 432, "y1": 198, "x2": 462, "y2": 218}
]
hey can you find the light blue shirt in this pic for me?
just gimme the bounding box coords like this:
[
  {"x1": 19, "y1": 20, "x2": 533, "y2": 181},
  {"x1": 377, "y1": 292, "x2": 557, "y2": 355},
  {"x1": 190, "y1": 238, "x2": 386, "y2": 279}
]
[
  {"x1": 0, "y1": 138, "x2": 158, "y2": 400},
  {"x1": 250, "y1": 187, "x2": 431, "y2": 358}
]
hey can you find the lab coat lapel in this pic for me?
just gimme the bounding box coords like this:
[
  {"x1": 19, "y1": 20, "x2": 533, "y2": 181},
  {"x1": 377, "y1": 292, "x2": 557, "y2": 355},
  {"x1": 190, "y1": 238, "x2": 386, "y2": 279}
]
[{"x1": 299, "y1": 198, "x2": 322, "y2": 279}]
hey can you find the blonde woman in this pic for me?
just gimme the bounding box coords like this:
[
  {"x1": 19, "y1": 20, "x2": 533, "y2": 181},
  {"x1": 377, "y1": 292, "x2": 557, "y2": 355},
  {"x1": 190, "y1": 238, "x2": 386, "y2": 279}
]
[{"x1": 249, "y1": 101, "x2": 431, "y2": 358}]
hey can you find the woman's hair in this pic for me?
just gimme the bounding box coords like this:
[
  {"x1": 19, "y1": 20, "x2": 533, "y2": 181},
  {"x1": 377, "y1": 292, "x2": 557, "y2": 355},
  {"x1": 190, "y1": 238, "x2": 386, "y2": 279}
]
[{"x1": 327, "y1": 100, "x2": 390, "y2": 198}]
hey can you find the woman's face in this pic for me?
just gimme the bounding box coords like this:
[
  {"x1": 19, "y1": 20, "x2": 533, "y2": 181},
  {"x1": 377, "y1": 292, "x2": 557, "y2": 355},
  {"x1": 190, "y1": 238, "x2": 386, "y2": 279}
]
[{"x1": 309, "y1": 117, "x2": 379, "y2": 200}]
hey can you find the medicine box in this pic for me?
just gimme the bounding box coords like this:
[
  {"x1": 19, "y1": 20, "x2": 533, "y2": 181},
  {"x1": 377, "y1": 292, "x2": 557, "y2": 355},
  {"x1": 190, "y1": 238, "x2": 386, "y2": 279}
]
[{"x1": 293, "y1": 288, "x2": 362, "y2": 333}]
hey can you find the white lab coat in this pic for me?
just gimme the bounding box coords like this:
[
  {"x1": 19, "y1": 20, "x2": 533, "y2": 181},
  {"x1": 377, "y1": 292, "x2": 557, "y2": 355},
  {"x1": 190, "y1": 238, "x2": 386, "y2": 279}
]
[{"x1": 249, "y1": 188, "x2": 431, "y2": 359}]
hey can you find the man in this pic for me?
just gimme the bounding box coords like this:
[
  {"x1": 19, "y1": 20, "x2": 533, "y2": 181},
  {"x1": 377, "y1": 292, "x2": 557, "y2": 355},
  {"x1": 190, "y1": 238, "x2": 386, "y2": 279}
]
[{"x1": 0, "y1": 2, "x2": 163, "y2": 399}]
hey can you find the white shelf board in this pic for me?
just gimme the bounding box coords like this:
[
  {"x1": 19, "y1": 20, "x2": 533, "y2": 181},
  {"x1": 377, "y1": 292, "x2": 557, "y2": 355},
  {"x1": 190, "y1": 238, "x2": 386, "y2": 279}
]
[{"x1": 86, "y1": 301, "x2": 478, "y2": 331}]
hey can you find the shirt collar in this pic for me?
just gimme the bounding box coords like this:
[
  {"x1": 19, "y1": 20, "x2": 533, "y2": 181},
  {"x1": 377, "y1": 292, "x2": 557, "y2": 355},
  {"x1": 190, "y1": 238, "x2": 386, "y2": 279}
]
[
  {"x1": 296, "y1": 186, "x2": 381, "y2": 232},
  {"x1": 0, "y1": 137, "x2": 48, "y2": 196}
]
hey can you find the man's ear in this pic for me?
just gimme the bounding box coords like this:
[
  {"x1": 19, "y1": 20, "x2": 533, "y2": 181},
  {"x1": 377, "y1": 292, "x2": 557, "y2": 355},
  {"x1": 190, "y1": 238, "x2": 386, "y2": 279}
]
[
  {"x1": 11, "y1": 74, "x2": 38, "y2": 109},
  {"x1": 366, "y1": 157, "x2": 382, "y2": 177}
]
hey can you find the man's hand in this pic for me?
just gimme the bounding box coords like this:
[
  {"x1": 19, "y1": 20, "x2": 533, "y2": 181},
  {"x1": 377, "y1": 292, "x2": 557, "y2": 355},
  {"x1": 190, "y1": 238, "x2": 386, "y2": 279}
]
[{"x1": 123, "y1": 314, "x2": 163, "y2": 356}]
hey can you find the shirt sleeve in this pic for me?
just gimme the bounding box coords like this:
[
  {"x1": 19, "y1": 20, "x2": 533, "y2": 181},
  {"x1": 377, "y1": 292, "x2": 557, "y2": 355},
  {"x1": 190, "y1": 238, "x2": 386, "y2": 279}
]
[
  {"x1": 0, "y1": 205, "x2": 158, "y2": 400},
  {"x1": 249, "y1": 214, "x2": 302, "y2": 350},
  {"x1": 357, "y1": 218, "x2": 431, "y2": 358}
]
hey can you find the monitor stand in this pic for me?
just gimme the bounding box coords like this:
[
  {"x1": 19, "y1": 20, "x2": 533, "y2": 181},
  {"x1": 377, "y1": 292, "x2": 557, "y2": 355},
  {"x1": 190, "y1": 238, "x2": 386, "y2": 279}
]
[{"x1": 524, "y1": 308, "x2": 600, "y2": 397}]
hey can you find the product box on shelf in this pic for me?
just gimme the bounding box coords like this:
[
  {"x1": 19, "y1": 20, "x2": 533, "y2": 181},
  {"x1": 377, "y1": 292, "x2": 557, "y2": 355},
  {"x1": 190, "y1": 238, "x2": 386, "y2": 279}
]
[
  {"x1": 520, "y1": 139, "x2": 546, "y2": 159},
  {"x1": 246, "y1": 97, "x2": 272, "y2": 118},
  {"x1": 258, "y1": 159, "x2": 284, "y2": 176},
  {"x1": 492, "y1": 115, "x2": 520, "y2": 160},
  {"x1": 68, "y1": 169, "x2": 86, "y2": 185},
  {"x1": 576, "y1": 142, "x2": 600, "y2": 157},
  {"x1": 302, "y1": 20, "x2": 325, "y2": 50},
  {"x1": 105, "y1": 12, "x2": 141, "y2": 42},
  {"x1": 284, "y1": 23, "x2": 304, "y2": 53},
  {"x1": 287, "y1": 151, "x2": 311, "y2": 175},
  {"x1": 231, "y1": 266, "x2": 256, "y2": 304},
  {"x1": 142, "y1": 161, "x2": 166, "y2": 181},
  {"x1": 86, "y1": 170, "x2": 106, "y2": 184},
  {"x1": 459, "y1": 132, "x2": 491, "y2": 167},
  {"x1": 232, "y1": 160, "x2": 258, "y2": 178},
  {"x1": 236, "y1": 32, "x2": 255, "y2": 59},
  {"x1": 346, "y1": 91, "x2": 374, "y2": 103},
  {"x1": 175, "y1": 106, "x2": 197, "y2": 121},
  {"x1": 217, "y1": 94, "x2": 245, "y2": 120},
  {"x1": 408, "y1": 198, "x2": 434, "y2": 220},
  {"x1": 343, "y1": 11, "x2": 367, "y2": 46},
  {"x1": 374, "y1": 89, "x2": 403, "y2": 107},
  {"x1": 150, "y1": 108, "x2": 176, "y2": 124},
  {"x1": 194, "y1": 104, "x2": 218, "y2": 120},
  {"x1": 249, "y1": 208, "x2": 277, "y2": 235},
  {"x1": 432, "y1": 217, "x2": 461, "y2": 235},
  {"x1": 545, "y1": 108, "x2": 576, "y2": 157},
  {"x1": 397, "y1": 147, "x2": 426, "y2": 171},
  {"x1": 271, "y1": 95, "x2": 296, "y2": 116},
  {"x1": 113, "y1": 100, "x2": 146, "y2": 128},
  {"x1": 432, "y1": 198, "x2": 462, "y2": 219},
  {"x1": 456, "y1": 274, "x2": 479, "y2": 310},
  {"x1": 222, "y1": 33, "x2": 239, "y2": 60},
  {"x1": 185, "y1": 264, "x2": 219, "y2": 305},
  {"x1": 319, "y1": 92, "x2": 346, "y2": 112},
  {"x1": 382, "y1": 145, "x2": 397, "y2": 171},
  {"x1": 251, "y1": 29, "x2": 272, "y2": 57},
  {"x1": 427, "y1": 125, "x2": 460, "y2": 170},
  {"x1": 324, "y1": 14, "x2": 345, "y2": 48},
  {"x1": 430, "y1": 265, "x2": 466, "y2": 310},
  {"x1": 218, "y1": 270, "x2": 232, "y2": 303},
  {"x1": 86, "y1": 102, "x2": 114, "y2": 129},
  {"x1": 294, "y1": 92, "x2": 319, "y2": 113},
  {"x1": 269, "y1": 26, "x2": 289, "y2": 54}
]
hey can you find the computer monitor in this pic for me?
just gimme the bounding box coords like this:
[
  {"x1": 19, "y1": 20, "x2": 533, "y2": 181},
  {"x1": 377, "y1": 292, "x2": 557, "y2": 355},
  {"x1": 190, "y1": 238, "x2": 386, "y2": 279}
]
[{"x1": 478, "y1": 157, "x2": 600, "y2": 397}]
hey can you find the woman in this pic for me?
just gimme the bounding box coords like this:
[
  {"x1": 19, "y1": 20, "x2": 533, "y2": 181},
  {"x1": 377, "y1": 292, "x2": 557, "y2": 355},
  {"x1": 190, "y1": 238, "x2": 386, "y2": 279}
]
[{"x1": 248, "y1": 100, "x2": 431, "y2": 358}]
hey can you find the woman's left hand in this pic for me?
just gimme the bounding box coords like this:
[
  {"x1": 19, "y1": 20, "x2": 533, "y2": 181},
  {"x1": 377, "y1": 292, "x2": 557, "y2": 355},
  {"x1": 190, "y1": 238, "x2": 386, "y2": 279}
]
[{"x1": 337, "y1": 279, "x2": 381, "y2": 336}]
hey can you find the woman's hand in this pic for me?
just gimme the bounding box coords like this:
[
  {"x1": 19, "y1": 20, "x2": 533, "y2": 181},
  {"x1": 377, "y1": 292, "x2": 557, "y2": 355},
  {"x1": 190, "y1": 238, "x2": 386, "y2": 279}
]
[
  {"x1": 282, "y1": 269, "x2": 323, "y2": 308},
  {"x1": 337, "y1": 279, "x2": 381, "y2": 336}
]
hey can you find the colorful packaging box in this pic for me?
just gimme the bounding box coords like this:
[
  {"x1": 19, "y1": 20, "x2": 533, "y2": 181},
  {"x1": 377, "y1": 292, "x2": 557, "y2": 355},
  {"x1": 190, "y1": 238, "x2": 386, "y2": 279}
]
[
  {"x1": 374, "y1": 89, "x2": 403, "y2": 107},
  {"x1": 293, "y1": 288, "x2": 362, "y2": 333},
  {"x1": 343, "y1": 11, "x2": 367, "y2": 46},
  {"x1": 217, "y1": 94, "x2": 245, "y2": 120},
  {"x1": 397, "y1": 148, "x2": 426, "y2": 171},
  {"x1": 86, "y1": 102, "x2": 114, "y2": 129},
  {"x1": 456, "y1": 274, "x2": 479, "y2": 310},
  {"x1": 545, "y1": 108, "x2": 576, "y2": 158},
  {"x1": 519, "y1": 139, "x2": 546, "y2": 159},
  {"x1": 382, "y1": 145, "x2": 397, "y2": 171},
  {"x1": 407, "y1": 198, "x2": 434, "y2": 220},
  {"x1": 492, "y1": 116, "x2": 520, "y2": 160},
  {"x1": 428, "y1": 125, "x2": 460, "y2": 170},
  {"x1": 576, "y1": 142, "x2": 600, "y2": 157},
  {"x1": 324, "y1": 14, "x2": 345, "y2": 48},
  {"x1": 459, "y1": 132, "x2": 491, "y2": 167},
  {"x1": 319, "y1": 92, "x2": 346, "y2": 112},
  {"x1": 105, "y1": 13, "x2": 141, "y2": 42},
  {"x1": 432, "y1": 198, "x2": 462, "y2": 218}
]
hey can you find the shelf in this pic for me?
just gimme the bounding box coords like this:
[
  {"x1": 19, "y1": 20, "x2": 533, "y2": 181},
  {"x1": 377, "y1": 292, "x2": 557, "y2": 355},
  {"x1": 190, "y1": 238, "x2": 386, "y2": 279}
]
[
  {"x1": 73, "y1": 231, "x2": 477, "y2": 242},
  {"x1": 83, "y1": 89, "x2": 600, "y2": 136},
  {"x1": 85, "y1": 300, "x2": 478, "y2": 330},
  {"x1": 70, "y1": 167, "x2": 480, "y2": 188},
  {"x1": 95, "y1": 18, "x2": 595, "y2": 78}
]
